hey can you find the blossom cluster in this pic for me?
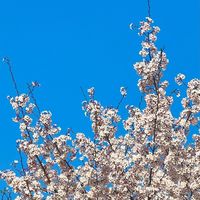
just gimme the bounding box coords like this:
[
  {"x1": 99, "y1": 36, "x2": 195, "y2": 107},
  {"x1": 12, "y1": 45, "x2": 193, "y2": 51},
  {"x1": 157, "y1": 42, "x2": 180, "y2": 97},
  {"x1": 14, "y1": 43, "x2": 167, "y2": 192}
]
[
  {"x1": 0, "y1": 17, "x2": 200, "y2": 200},
  {"x1": 133, "y1": 18, "x2": 169, "y2": 93},
  {"x1": 175, "y1": 73, "x2": 186, "y2": 86}
]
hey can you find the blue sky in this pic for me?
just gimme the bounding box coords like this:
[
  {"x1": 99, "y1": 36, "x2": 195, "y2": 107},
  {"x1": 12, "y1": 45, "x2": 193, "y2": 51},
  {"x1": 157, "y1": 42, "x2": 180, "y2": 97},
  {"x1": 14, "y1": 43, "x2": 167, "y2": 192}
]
[{"x1": 0, "y1": 0, "x2": 199, "y2": 173}]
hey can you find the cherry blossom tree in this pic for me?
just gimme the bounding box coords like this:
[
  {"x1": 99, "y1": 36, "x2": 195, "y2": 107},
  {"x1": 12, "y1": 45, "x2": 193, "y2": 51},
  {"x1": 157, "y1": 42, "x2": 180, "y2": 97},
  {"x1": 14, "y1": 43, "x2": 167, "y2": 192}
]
[{"x1": 0, "y1": 16, "x2": 200, "y2": 200}]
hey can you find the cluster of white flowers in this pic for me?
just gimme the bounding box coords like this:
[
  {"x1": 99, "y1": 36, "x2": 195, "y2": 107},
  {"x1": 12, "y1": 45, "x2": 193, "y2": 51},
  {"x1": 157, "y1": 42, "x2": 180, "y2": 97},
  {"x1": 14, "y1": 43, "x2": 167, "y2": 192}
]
[
  {"x1": 133, "y1": 18, "x2": 169, "y2": 93},
  {"x1": 25, "y1": 103, "x2": 35, "y2": 114},
  {"x1": 8, "y1": 94, "x2": 30, "y2": 111},
  {"x1": 187, "y1": 79, "x2": 200, "y2": 105},
  {"x1": 175, "y1": 73, "x2": 186, "y2": 86},
  {"x1": 137, "y1": 17, "x2": 160, "y2": 59},
  {"x1": 87, "y1": 87, "x2": 95, "y2": 98},
  {"x1": 138, "y1": 17, "x2": 153, "y2": 35},
  {"x1": 120, "y1": 87, "x2": 127, "y2": 97},
  {"x1": 39, "y1": 111, "x2": 52, "y2": 126},
  {"x1": 0, "y1": 17, "x2": 200, "y2": 200}
]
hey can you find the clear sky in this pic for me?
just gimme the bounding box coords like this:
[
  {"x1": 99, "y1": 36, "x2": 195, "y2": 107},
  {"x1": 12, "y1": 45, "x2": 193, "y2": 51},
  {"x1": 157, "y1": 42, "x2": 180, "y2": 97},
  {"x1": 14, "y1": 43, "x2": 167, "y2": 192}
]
[{"x1": 0, "y1": 0, "x2": 199, "y2": 174}]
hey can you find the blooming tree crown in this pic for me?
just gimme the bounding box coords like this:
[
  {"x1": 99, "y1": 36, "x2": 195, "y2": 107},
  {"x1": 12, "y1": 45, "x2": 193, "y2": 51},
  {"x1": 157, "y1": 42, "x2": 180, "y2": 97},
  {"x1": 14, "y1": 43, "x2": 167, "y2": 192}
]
[{"x1": 0, "y1": 17, "x2": 200, "y2": 200}]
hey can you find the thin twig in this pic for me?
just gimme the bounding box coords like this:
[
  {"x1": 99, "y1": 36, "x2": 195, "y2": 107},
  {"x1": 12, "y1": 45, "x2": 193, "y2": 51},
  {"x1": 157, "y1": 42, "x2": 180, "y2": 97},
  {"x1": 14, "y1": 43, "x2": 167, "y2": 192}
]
[
  {"x1": 3, "y1": 58, "x2": 20, "y2": 96},
  {"x1": 80, "y1": 86, "x2": 88, "y2": 102},
  {"x1": 116, "y1": 95, "x2": 125, "y2": 109},
  {"x1": 27, "y1": 83, "x2": 41, "y2": 114},
  {"x1": 138, "y1": 95, "x2": 143, "y2": 109},
  {"x1": 147, "y1": 0, "x2": 151, "y2": 17}
]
